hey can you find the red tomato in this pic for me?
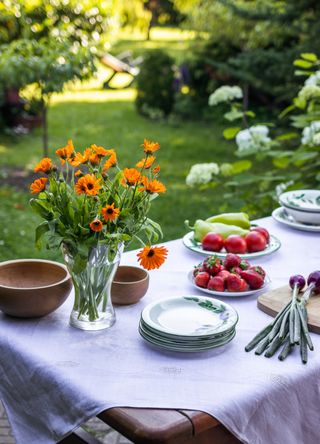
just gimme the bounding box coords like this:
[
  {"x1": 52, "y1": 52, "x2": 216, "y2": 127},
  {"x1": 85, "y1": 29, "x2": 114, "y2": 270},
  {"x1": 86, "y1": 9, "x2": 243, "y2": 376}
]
[
  {"x1": 224, "y1": 235, "x2": 247, "y2": 254},
  {"x1": 202, "y1": 232, "x2": 224, "y2": 252},
  {"x1": 245, "y1": 231, "x2": 267, "y2": 252},
  {"x1": 250, "y1": 226, "x2": 270, "y2": 242}
]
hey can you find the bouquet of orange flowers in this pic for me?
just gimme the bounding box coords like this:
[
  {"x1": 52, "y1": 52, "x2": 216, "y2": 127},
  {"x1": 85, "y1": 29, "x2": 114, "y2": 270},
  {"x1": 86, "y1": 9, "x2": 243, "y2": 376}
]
[
  {"x1": 30, "y1": 139, "x2": 168, "y2": 329},
  {"x1": 30, "y1": 139, "x2": 168, "y2": 273}
]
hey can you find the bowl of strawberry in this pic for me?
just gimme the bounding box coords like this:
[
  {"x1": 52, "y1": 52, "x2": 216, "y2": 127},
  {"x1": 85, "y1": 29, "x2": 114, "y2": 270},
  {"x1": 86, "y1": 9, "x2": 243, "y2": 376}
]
[{"x1": 189, "y1": 253, "x2": 269, "y2": 297}]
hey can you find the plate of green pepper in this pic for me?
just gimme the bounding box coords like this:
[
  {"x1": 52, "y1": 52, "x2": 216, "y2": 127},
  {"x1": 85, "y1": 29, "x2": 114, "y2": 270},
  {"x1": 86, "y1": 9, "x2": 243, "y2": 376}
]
[{"x1": 183, "y1": 212, "x2": 281, "y2": 259}]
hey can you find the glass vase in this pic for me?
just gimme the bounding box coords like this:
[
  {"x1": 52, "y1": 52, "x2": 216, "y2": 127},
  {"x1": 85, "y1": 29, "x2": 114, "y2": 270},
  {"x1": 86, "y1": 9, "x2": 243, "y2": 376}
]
[{"x1": 62, "y1": 242, "x2": 123, "y2": 331}]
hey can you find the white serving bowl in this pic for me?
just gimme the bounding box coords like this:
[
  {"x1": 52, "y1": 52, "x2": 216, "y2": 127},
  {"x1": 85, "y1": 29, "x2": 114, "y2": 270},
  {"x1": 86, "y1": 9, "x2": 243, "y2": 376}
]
[{"x1": 279, "y1": 190, "x2": 320, "y2": 225}]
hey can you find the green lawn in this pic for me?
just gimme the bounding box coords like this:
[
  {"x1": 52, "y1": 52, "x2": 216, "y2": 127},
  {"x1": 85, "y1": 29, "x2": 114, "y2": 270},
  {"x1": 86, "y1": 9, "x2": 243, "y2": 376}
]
[{"x1": 0, "y1": 29, "x2": 244, "y2": 262}]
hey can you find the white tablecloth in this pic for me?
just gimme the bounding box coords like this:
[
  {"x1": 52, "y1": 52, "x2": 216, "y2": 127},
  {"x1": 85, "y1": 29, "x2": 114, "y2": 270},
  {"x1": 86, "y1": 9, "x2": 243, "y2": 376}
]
[{"x1": 1, "y1": 217, "x2": 320, "y2": 444}]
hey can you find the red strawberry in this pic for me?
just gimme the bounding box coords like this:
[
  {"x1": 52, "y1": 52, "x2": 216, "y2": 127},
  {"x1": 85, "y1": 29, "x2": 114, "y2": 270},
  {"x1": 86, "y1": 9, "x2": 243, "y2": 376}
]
[
  {"x1": 195, "y1": 272, "x2": 210, "y2": 288},
  {"x1": 240, "y1": 270, "x2": 264, "y2": 289},
  {"x1": 226, "y1": 273, "x2": 243, "y2": 292},
  {"x1": 230, "y1": 266, "x2": 242, "y2": 275},
  {"x1": 203, "y1": 256, "x2": 223, "y2": 275},
  {"x1": 239, "y1": 259, "x2": 250, "y2": 270},
  {"x1": 239, "y1": 278, "x2": 249, "y2": 292},
  {"x1": 207, "y1": 276, "x2": 225, "y2": 292},
  {"x1": 216, "y1": 269, "x2": 231, "y2": 283},
  {"x1": 249, "y1": 265, "x2": 266, "y2": 279},
  {"x1": 223, "y1": 253, "x2": 241, "y2": 270}
]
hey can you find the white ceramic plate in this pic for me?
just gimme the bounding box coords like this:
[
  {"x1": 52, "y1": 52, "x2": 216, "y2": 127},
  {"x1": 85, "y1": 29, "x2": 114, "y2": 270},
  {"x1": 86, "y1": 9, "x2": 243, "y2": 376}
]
[
  {"x1": 139, "y1": 321, "x2": 235, "y2": 346},
  {"x1": 188, "y1": 271, "x2": 270, "y2": 298},
  {"x1": 279, "y1": 189, "x2": 320, "y2": 212},
  {"x1": 141, "y1": 296, "x2": 238, "y2": 337},
  {"x1": 140, "y1": 317, "x2": 235, "y2": 342},
  {"x1": 272, "y1": 207, "x2": 320, "y2": 233},
  {"x1": 139, "y1": 325, "x2": 236, "y2": 352},
  {"x1": 182, "y1": 231, "x2": 281, "y2": 259}
]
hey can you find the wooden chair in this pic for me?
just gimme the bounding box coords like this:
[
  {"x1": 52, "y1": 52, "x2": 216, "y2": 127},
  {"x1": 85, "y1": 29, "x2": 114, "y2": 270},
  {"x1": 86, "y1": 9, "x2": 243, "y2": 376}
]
[{"x1": 100, "y1": 51, "x2": 142, "y2": 89}]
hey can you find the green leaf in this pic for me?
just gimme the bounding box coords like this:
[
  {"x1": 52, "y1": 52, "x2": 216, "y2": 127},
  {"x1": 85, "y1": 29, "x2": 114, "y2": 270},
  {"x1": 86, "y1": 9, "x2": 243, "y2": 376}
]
[
  {"x1": 223, "y1": 127, "x2": 241, "y2": 140},
  {"x1": 232, "y1": 160, "x2": 252, "y2": 174},
  {"x1": 30, "y1": 198, "x2": 53, "y2": 220},
  {"x1": 316, "y1": 173, "x2": 320, "y2": 181},
  {"x1": 293, "y1": 59, "x2": 314, "y2": 69},
  {"x1": 300, "y1": 53, "x2": 317, "y2": 62},
  {"x1": 35, "y1": 221, "x2": 50, "y2": 249},
  {"x1": 279, "y1": 105, "x2": 295, "y2": 119},
  {"x1": 224, "y1": 109, "x2": 244, "y2": 122},
  {"x1": 293, "y1": 97, "x2": 306, "y2": 110},
  {"x1": 272, "y1": 157, "x2": 290, "y2": 169},
  {"x1": 245, "y1": 111, "x2": 256, "y2": 118},
  {"x1": 275, "y1": 132, "x2": 299, "y2": 141}
]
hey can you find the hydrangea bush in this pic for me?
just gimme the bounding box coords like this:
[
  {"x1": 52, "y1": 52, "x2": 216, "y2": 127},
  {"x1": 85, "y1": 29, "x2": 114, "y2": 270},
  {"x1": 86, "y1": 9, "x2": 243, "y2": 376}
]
[{"x1": 186, "y1": 53, "x2": 320, "y2": 216}]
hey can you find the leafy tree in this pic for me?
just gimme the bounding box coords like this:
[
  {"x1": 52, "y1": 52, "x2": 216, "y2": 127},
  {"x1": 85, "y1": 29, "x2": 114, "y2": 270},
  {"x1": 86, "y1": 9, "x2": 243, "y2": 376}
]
[
  {"x1": 0, "y1": 0, "x2": 110, "y2": 47},
  {"x1": 174, "y1": 0, "x2": 320, "y2": 108},
  {"x1": 0, "y1": 38, "x2": 95, "y2": 156}
]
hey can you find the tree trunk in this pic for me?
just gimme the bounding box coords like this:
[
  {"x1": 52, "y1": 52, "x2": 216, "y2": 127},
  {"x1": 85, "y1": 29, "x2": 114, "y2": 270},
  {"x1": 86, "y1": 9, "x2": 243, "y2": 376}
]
[
  {"x1": 242, "y1": 84, "x2": 249, "y2": 127},
  {"x1": 41, "y1": 100, "x2": 49, "y2": 158}
]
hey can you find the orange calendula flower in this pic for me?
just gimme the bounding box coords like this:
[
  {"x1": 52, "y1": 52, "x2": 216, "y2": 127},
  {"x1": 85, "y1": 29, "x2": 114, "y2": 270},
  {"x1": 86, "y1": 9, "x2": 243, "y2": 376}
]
[
  {"x1": 137, "y1": 245, "x2": 168, "y2": 270},
  {"x1": 141, "y1": 178, "x2": 166, "y2": 194},
  {"x1": 75, "y1": 174, "x2": 101, "y2": 196},
  {"x1": 136, "y1": 156, "x2": 155, "y2": 169},
  {"x1": 56, "y1": 139, "x2": 75, "y2": 164},
  {"x1": 69, "y1": 151, "x2": 88, "y2": 167},
  {"x1": 142, "y1": 139, "x2": 160, "y2": 155},
  {"x1": 152, "y1": 165, "x2": 160, "y2": 174},
  {"x1": 103, "y1": 149, "x2": 117, "y2": 171},
  {"x1": 34, "y1": 157, "x2": 53, "y2": 174},
  {"x1": 91, "y1": 144, "x2": 108, "y2": 157},
  {"x1": 89, "y1": 219, "x2": 103, "y2": 232},
  {"x1": 122, "y1": 168, "x2": 141, "y2": 186},
  {"x1": 75, "y1": 170, "x2": 83, "y2": 177},
  {"x1": 101, "y1": 203, "x2": 120, "y2": 222},
  {"x1": 30, "y1": 177, "x2": 48, "y2": 194}
]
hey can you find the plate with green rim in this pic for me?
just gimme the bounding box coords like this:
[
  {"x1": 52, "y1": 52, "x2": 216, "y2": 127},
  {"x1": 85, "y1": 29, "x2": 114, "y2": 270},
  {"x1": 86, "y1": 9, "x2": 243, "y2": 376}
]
[
  {"x1": 141, "y1": 296, "x2": 238, "y2": 338},
  {"x1": 272, "y1": 207, "x2": 320, "y2": 233},
  {"x1": 140, "y1": 317, "x2": 236, "y2": 342},
  {"x1": 182, "y1": 231, "x2": 281, "y2": 259},
  {"x1": 139, "y1": 326, "x2": 236, "y2": 352}
]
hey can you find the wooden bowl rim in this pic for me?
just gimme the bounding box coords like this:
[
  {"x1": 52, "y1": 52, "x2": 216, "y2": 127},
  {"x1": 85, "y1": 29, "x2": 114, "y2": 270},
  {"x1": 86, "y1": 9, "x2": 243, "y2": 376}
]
[
  {"x1": 0, "y1": 259, "x2": 70, "y2": 291},
  {"x1": 113, "y1": 265, "x2": 149, "y2": 285}
]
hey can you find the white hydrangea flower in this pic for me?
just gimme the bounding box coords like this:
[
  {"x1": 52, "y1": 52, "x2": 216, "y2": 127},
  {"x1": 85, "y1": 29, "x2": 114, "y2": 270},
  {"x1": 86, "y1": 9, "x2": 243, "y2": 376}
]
[
  {"x1": 298, "y1": 85, "x2": 320, "y2": 101},
  {"x1": 208, "y1": 86, "x2": 243, "y2": 106},
  {"x1": 305, "y1": 71, "x2": 320, "y2": 87},
  {"x1": 235, "y1": 125, "x2": 271, "y2": 155},
  {"x1": 186, "y1": 163, "x2": 219, "y2": 187},
  {"x1": 301, "y1": 121, "x2": 320, "y2": 146},
  {"x1": 275, "y1": 180, "x2": 294, "y2": 197}
]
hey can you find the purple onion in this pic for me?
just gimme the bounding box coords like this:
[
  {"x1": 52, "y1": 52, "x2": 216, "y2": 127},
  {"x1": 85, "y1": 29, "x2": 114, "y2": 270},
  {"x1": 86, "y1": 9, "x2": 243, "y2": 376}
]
[
  {"x1": 306, "y1": 271, "x2": 320, "y2": 295},
  {"x1": 289, "y1": 274, "x2": 306, "y2": 290},
  {"x1": 307, "y1": 270, "x2": 320, "y2": 286}
]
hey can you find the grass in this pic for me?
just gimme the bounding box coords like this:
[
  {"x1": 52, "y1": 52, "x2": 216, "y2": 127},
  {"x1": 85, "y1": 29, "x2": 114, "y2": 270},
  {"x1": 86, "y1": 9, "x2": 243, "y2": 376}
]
[{"x1": 0, "y1": 27, "x2": 240, "y2": 262}]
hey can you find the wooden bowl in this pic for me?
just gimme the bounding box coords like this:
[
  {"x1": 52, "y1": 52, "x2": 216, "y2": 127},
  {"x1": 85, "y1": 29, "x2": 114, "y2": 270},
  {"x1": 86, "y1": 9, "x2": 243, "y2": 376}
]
[
  {"x1": 112, "y1": 266, "x2": 149, "y2": 306},
  {"x1": 0, "y1": 259, "x2": 72, "y2": 318}
]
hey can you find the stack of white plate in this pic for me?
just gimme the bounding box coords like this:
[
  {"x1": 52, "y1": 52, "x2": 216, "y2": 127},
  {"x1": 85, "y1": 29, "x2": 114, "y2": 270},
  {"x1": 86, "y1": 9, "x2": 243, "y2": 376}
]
[
  {"x1": 139, "y1": 295, "x2": 238, "y2": 352},
  {"x1": 273, "y1": 189, "x2": 320, "y2": 232}
]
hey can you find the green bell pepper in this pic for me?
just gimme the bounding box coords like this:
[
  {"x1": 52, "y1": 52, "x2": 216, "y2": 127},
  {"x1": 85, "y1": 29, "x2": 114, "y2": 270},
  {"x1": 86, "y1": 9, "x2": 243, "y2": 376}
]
[
  {"x1": 185, "y1": 219, "x2": 249, "y2": 242},
  {"x1": 206, "y1": 212, "x2": 250, "y2": 229}
]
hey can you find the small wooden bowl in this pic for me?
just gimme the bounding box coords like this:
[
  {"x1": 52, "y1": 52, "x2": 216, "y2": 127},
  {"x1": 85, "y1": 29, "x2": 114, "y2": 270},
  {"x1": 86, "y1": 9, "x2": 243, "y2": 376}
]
[
  {"x1": 112, "y1": 266, "x2": 149, "y2": 306},
  {"x1": 0, "y1": 259, "x2": 72, "y2": 318}
]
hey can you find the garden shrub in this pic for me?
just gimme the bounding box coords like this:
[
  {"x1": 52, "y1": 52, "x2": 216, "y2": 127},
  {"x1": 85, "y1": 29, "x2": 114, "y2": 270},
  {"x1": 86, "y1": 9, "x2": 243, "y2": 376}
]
[
  {"x1": 186, "y1": 53, "x2": 320, "y2": 217},
  {"x1": 136, "y1": 49, "x2": 175, "y2": 118}
]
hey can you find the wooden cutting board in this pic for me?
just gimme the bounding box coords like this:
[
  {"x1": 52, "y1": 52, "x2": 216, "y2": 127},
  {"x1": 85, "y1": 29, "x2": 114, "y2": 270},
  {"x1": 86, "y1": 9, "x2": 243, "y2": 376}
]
[{"x1": 258, "y1": 285, "x2": 320, "y2": 334}]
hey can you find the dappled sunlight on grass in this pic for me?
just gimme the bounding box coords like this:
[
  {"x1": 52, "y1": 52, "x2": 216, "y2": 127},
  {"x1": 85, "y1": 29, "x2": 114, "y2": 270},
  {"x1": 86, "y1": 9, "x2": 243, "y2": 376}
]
[{"x1": 52, "y1": 88, "x2": 136, "y2": 103}]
